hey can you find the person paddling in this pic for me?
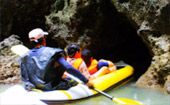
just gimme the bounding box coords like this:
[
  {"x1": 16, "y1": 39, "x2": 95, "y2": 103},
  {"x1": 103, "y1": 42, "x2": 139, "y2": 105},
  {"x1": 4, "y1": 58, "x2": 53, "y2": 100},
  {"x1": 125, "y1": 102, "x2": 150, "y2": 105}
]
[
  {"x1": 81, "y1": 49, "x2": 117, "y2": 77},
  {"x1": 19, "y1": 28, "x2": 93, "y2": 91}
]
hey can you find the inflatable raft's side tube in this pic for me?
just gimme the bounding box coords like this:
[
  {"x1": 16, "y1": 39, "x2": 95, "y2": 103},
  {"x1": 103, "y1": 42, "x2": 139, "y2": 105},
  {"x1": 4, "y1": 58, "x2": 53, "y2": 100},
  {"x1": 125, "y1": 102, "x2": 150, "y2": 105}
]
[{"x1": 91, "y1": 66, "x2": 134, "y2": 91}]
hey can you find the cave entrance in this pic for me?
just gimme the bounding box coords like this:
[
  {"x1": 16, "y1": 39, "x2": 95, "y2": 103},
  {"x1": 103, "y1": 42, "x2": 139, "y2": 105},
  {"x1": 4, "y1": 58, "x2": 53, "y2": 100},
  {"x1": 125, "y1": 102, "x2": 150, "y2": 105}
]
[{"x1": 90, "y1": 1, "x2": 152, "y2": 80}]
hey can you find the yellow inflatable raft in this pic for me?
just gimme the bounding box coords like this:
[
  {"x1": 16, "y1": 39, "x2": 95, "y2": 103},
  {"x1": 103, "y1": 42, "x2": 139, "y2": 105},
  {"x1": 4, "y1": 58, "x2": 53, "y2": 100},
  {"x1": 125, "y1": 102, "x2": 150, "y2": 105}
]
[
  {"x1": 10, "y1": 45, "x2": 134, "y2": 104},
  {"x1": 28, "y1": 65, "x2": 134, "y2": 104}
]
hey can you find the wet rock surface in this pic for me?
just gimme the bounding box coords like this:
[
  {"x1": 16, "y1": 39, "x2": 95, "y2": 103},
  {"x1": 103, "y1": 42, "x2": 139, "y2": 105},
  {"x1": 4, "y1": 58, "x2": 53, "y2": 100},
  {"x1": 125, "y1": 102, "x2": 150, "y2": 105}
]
[
  {"x1": 136, "y1": 35, "x2": 170, "y2": 92},
  {"x1": 45, "y1": 0, "x2": 105, "y2": 48},
  {"x1": 110, "y1": 0, "x2": 170, "y2": 93},
  {"x1": 0, "y1": 35, "x2": 22, "y2": 84}
]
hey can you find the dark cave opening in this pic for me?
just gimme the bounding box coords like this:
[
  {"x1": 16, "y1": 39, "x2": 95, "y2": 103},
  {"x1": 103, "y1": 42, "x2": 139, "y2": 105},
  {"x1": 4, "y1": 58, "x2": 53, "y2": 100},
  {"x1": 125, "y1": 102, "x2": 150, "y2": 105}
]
[{"x1": 89, "y1": 1, "x2": 152, "y2": 80}]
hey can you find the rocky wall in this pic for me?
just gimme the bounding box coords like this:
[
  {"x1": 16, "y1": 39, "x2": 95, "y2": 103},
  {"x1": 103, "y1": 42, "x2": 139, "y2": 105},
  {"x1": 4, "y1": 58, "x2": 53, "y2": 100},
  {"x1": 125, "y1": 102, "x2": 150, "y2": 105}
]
[
  {"x1": 45, "y1": 0, "x2": 105, "y2": 48},
  {"x1": 0, "y1": 0, "x2": 55, "y2": 41},
  {"x1": 110, "y1": 0, "x2": 170, "y2": 93},
  {"x1": 0, "y1": 35, "x2": 22, "y2": 84},
  {"x1": 136, "y1": 35, "x2": 170, "y2": 93}
]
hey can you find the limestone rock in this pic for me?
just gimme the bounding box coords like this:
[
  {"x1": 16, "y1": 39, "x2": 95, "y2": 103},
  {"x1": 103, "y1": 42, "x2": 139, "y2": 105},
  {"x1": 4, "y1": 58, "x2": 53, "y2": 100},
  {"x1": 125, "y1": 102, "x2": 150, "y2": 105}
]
[
  {"x1": 0, "y1": 0, "x2": 55, "y2": 40},
  {"x1": 164, "y1": 75, "x2": 170, "y2": 94},
  {"x1": 45, "y1": 0, "x2": 105, "y2": 48},
  {"x1": 0, "y1": 35, "x2": 22, "y2": 84},
  {"x1": 110, "y1": 0, "x2": 170, "y2": 93},
  {"x1": 136, "y1": 35, "x2": 170, "y2": 91}
]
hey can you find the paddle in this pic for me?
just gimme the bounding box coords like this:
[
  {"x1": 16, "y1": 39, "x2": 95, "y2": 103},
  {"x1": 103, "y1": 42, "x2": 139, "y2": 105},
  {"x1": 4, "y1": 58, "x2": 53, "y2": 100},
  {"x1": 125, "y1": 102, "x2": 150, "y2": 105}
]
[
  {"x1": 93, "y1": 88, "x2": 143, "y2": 104},
  {"x1": 11, "y1": 44, "x2": 29, "y2": 56},
  {"x1": 11, "y1": 44, "x2": 143, "y2": 104},
  {"x1": 11, "y1": 44, "x2": 129, "y2": 68},
  {"x1": 64, "y1": 72, "x2": 143, "y2": 105}
]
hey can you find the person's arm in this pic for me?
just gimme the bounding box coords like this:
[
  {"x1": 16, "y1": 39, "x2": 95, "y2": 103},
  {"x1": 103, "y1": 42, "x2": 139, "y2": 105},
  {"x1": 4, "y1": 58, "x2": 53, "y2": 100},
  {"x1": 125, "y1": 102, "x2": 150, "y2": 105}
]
[
  {"x1": 97, "y1": 62, "x2": 109, "y2": 70},
  {"x1": 98, "y1": 61, "x2": 116, "y2": 72},
  {"x1": 57, "y1": 56, "x2": 89, "y2": 84}
]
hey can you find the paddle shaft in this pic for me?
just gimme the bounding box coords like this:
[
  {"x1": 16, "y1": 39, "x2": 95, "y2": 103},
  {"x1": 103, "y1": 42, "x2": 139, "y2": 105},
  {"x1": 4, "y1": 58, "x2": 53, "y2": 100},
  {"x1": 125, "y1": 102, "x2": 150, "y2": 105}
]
[
  {"x1": 64, "y1": 72, "x2": 141, "y2": 105},
  {"x1": 115, "y1": 65, "x2": 128, "y2": 67},
  {"x1": 11, "y1": 44, "x2": 127, "y2": 68},
  {"x1": 93, "y1": 88, "x2": 113, "y2": 100},
  {"x1": 64, "y1": 72, "x2": 114, "y2": 100}
]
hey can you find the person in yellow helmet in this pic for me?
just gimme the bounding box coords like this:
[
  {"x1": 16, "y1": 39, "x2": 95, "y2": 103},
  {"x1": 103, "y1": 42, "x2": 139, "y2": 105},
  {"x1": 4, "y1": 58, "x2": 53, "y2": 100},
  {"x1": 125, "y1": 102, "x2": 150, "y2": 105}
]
[
  {"x1": 19, "y1": 28, "x2": 94, "y2": 91},
  {"x1": 81, "y1": 49, "x2": 116, "y2": 77}
]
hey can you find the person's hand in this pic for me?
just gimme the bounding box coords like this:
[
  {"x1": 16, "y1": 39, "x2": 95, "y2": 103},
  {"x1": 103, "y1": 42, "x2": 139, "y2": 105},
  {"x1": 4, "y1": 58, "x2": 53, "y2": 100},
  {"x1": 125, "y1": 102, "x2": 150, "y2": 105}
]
[
  {"x1": 89, "y1": 75, "x2": 96, "y2": 80},
  {"x1": 109, "y1": 66, "x2": 116, "y2": 72},
  {"x1": 86, "y1": 81, "x2": 94, "y2": 89},
  {"x1": 24, "y1": 84, "x2": 35, "y2": 91}
]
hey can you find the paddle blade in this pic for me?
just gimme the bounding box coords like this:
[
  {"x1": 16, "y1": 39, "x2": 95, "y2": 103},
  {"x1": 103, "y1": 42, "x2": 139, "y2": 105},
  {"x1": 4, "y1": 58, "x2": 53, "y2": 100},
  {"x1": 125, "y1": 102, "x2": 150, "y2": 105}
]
[
  {"x1": 11, "y1": 45, "x2": 29, "y2": 56},
  {"x1": 31, "y1": 88, "x2": 43, "y2": 93},
  {"x1": 112, "y1": 98, "x2": 144, "y2": 105}
]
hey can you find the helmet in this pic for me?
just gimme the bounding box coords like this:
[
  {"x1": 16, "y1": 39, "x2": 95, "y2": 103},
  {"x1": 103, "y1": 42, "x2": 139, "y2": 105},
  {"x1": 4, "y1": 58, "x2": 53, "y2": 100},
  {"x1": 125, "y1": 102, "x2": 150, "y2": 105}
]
[{"x1": 67, "y1": 43, "x2": 80, "y2": 58}]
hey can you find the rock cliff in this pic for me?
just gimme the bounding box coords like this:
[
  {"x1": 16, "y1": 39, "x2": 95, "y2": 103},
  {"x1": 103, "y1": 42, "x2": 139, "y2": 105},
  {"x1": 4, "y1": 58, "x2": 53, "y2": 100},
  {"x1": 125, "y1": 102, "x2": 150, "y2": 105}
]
[
  {"x1": 110, "y1": 0, "x2": 170, "y2": 93},
  {"x1": 0, "y1": 35, "x2": 22, "y2": 84}
]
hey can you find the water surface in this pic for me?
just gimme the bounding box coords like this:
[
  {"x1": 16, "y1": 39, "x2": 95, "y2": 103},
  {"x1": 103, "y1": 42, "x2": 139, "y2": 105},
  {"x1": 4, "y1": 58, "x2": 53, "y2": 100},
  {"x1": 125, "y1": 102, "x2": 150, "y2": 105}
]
[
  {"x1": 68, "y1": 82, "x2": 170, "y2": 105},
  {"x1": 0, "y1": 82, "x2": 169, "y2": 105}
]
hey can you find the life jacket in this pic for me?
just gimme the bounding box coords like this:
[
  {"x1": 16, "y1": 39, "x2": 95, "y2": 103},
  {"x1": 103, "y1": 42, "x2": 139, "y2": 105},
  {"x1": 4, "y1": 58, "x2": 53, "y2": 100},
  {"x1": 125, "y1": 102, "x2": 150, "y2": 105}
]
[
  {"x1": 62, "y1": 58, "x2": 83, "y2": 78},
  {"x1": 88, "y1": 59, "x2": 98, "y2": 75},
  {"x1": 19, "y1": 46, "x2": 64, "y2": 91},
  {"x1": 72, "y1": 58, "x2": 83, "y2": 70}
]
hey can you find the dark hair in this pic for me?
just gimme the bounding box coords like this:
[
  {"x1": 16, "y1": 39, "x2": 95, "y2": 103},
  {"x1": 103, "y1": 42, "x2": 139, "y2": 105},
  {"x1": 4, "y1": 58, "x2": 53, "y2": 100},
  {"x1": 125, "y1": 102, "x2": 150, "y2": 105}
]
[
  {"x1": 30, "y1": 37, "x2": 44, "y2": 46},
  {"x1": 81, "y1": 49, "x2": 92, "y2": 66},
  {"x1": 67, "y1": 43, "x2": 80, "y2": 58}
]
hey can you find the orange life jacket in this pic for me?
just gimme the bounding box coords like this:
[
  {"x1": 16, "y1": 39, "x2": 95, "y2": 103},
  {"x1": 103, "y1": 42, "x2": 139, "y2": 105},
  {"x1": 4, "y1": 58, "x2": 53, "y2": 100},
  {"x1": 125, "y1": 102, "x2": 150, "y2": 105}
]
[
  {"x1": 62, "y1": 58, "x2": 83, "y2": 78},
  {"x1": 72, "y1": 58, "x2": 83, "y2": 70},
  {"x1": 88, "y1": 59, "x2": 98, "y2": 75}
]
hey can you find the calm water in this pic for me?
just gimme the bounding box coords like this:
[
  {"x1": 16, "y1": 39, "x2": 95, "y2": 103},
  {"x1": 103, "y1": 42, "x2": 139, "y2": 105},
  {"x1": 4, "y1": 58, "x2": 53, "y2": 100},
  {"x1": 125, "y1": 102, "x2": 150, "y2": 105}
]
[
  {"x1": 0, "y1": 82, "x2": 170, "y2": 105},
  {"x1": 67, "y1": 81, "x2": 170, "y2": 105}
]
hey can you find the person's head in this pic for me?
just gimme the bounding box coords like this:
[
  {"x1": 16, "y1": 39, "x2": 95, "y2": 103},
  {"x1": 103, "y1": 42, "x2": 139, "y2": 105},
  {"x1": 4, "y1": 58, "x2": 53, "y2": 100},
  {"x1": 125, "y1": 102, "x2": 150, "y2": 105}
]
[
  {"x1": 66, "y1": 43, "x2": 81, "y2": 58},
  {"x1": 81, "y1": 49, "x2": 93, "y2": 66},
  {"x1": 28, "y1": 28, "x2": 48, "y2": 47}
]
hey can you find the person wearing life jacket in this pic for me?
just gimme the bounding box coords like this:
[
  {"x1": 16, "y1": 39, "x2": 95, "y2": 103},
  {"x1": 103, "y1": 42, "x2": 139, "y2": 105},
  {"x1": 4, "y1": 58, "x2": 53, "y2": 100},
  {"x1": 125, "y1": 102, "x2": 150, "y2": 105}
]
[
  {"x1": 19, "y1": 28, "x2": 94, "y2": 91},
  {"x1": 66, "y1": 43, "x2": 95, "y2": 80},
  {"x1": 81, "y1": 49, "x2": 117, "y2": 77}
]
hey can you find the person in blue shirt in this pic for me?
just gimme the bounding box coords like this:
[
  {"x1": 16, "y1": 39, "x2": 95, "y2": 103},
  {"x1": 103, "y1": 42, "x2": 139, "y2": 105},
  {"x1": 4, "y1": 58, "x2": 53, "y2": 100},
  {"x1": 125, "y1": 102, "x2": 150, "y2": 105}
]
[{"x1": 19, "y1": 28, "x2": 93, "y2": 91}]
